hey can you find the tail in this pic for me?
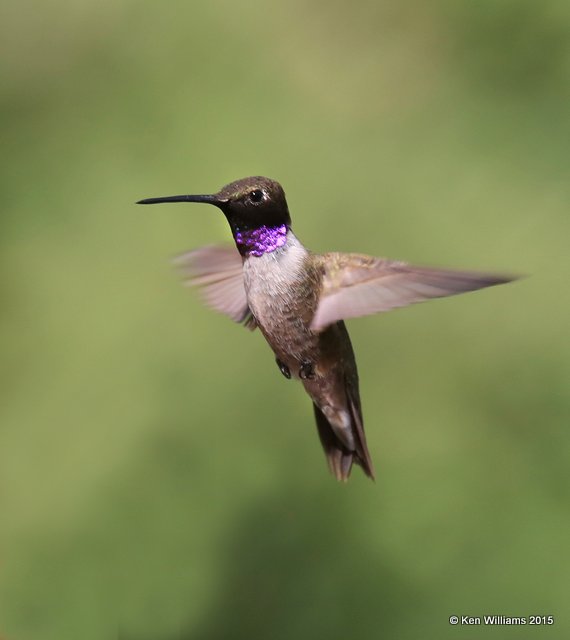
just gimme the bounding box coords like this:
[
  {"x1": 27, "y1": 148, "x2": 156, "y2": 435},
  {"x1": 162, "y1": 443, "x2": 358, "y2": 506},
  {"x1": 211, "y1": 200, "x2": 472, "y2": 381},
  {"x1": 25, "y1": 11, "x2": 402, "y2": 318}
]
[{"x1": 312, "y1": 382, "x2": 375, "y2": 482}]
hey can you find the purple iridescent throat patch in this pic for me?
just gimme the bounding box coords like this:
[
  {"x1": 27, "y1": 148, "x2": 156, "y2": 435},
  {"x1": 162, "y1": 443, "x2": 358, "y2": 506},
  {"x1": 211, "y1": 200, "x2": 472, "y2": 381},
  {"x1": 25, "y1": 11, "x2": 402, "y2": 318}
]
[{"x1": 234, "y1": 224, "x2": 288, "y2": 257}]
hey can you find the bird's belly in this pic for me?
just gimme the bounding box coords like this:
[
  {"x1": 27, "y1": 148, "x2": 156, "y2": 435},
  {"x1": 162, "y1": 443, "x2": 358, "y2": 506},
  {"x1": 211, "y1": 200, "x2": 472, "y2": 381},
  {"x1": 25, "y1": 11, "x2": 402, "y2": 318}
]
[
  {"x1": 248, "y1": 286, "x2": 318, "y2": 363},
  {"x1": 243, "y1": 254, "x2": 319, "y2": 365}
]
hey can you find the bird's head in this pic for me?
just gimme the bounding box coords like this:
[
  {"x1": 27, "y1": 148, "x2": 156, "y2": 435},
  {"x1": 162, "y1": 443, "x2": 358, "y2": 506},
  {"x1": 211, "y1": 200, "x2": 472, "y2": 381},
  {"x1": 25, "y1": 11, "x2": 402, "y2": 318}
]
[{"x1": 137, "y1": 176, "x2": 291, "y2": 230}]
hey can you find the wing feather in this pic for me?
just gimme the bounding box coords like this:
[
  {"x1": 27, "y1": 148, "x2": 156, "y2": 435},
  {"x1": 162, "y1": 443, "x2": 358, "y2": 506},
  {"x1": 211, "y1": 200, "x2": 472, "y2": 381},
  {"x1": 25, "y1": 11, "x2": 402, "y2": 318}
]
[
  {"x1": 173, "y1": 245, "x2": 256, "y2": 329},
  {"x1": 311, "y1": 252, "x2": 516, "y2": 331}
]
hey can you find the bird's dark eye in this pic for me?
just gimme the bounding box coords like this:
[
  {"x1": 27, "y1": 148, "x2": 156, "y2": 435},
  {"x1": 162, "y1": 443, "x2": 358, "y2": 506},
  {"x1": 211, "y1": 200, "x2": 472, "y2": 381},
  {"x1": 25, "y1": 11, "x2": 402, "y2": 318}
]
[{"x1": 249, "y1": 189, "x2": 264, "y2": 203}]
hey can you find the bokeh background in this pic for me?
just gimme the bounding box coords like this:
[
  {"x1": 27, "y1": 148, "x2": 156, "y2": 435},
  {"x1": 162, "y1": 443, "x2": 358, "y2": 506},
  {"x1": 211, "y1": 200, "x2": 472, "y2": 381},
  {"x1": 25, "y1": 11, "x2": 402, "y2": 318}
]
[{"x1": 1, "y1": 0, "x2": 569, "y2": 638}]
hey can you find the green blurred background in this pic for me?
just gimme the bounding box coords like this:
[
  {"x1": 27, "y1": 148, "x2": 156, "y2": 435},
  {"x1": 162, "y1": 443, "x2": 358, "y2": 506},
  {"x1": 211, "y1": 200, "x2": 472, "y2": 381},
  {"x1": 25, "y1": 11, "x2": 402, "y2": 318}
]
[{"x1": 1, "y1": 0, "x2": 569, "y2": 638}]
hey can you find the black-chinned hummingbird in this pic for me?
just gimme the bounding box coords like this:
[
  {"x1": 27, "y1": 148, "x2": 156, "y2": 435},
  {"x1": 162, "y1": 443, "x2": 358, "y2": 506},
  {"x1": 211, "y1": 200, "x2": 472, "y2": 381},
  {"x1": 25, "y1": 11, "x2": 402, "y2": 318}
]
[{"x1": 138, "y1": 176, "x2": 515, "y2": 481}]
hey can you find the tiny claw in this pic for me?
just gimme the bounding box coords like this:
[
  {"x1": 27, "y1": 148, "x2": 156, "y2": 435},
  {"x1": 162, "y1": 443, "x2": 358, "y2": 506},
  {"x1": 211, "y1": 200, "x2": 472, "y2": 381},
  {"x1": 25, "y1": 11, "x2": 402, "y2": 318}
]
[
  {"x1": 276, "y1": 358, "x2": 291, "y2": 379},
  {"x1": 299, "y1": 360, "x2": 315, "y2": 380}
]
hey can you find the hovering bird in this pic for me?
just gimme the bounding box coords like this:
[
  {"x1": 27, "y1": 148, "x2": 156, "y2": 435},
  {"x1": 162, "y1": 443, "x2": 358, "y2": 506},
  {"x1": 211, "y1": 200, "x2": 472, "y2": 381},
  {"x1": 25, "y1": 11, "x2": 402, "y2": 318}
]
[{"x1": 138, "y1": 177, "x2": 515, "y2": 481}]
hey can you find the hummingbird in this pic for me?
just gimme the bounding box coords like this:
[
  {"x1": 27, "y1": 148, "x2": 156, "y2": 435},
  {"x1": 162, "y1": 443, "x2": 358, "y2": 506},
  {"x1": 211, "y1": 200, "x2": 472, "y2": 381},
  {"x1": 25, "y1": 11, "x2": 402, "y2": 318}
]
[{"x1": 138, "y1": 176, "x2": 515, "y2": 482}]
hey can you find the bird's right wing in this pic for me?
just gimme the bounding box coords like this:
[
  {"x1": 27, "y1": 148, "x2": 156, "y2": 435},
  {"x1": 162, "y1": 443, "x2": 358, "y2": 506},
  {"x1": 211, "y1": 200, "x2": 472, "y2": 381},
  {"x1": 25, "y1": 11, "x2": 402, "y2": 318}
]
[
  {"x1": 311, "y1": 252, "x2": 515, "y2": 332},
  {"x1": 173, "y1": 244, "x2": 257, "y2": 330}
]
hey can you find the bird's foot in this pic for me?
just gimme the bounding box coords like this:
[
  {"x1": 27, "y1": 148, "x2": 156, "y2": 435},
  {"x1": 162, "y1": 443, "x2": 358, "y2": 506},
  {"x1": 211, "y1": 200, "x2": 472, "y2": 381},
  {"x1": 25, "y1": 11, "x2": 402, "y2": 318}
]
[
  {"x1": 275, "y1": 358, "x2": 291, "y2": 379},
  {"x1": 299, "y1": 360, "x2": 316, "y2": 380}
]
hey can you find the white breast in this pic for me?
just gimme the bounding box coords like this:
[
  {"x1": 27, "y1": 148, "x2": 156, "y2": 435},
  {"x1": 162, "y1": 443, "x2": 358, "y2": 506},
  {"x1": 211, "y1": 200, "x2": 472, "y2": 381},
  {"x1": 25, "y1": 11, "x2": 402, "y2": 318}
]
[{"x1": 242, "y1": 231, "x2": 308, "y2": 320}]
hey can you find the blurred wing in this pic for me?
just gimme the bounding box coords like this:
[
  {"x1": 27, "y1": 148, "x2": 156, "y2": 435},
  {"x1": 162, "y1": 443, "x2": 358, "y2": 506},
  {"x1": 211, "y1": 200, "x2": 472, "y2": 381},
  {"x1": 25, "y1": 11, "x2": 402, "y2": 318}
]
[
  {"x1": 173, "y1": 245, "x2": 256, "y2": 330},
  {"x1": 311, "y1": 252, "x2": 515, "y2": 332}
]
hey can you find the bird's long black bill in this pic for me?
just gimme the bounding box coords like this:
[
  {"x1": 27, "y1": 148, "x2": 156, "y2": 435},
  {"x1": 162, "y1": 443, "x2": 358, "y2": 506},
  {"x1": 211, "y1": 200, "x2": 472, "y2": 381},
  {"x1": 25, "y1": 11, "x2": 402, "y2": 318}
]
[{"x1": 136, "y1": 194, "x2": 220, "y2": 205}]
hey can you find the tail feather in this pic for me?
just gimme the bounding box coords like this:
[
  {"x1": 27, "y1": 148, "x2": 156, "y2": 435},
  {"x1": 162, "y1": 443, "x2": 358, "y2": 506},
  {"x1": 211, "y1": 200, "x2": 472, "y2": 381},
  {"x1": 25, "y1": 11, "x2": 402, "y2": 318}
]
[
  {"x1": 313, "y1": 399, "x2": 375, "y2": 482},
  {"x1": 313, "y1": 403, "x2": 353, "y2": 481},
  {"x1": 345, "y1": 379, "x2": 375, "y2": 480}
]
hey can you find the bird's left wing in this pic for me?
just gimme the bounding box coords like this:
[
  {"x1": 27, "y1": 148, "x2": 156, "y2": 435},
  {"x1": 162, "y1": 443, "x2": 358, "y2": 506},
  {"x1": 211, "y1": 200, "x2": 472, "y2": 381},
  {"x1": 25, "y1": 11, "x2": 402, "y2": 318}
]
[
  {"x1": 311, "y1": 252, "x2": 515, "y2": 332},
  {"x1": 173, "y1": 244, "x2": 256, "y2": 329}
]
